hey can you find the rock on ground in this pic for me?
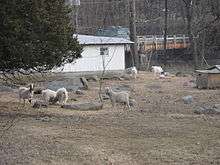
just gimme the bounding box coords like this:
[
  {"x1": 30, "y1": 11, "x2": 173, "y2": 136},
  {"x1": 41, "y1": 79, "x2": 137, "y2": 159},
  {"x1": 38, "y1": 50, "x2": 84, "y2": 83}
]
[
  {"x1": 182, "y1": 95, "x2": 193, "y2": 104},
  {"x1": 194, "y1": 105, "x2": 220, "y2": 115},
  {"x1": 129, "y1": 99, "x2": 137, "y2": 107},
  {"x1": 61, "y1": 102, "x2": 103, "y2": 111},
  {"x1": 0, "y1": 85, "x2": 14, "y2": 92},
  {"x1": 32, "y1": 100, "x2": 48, "y2": 108},
  {"x1": 86, "y1": 76, "x2": 99, "y2": 82},
  {"x1": 75, "y1": 89, "x2": 84, "y2": 95}
]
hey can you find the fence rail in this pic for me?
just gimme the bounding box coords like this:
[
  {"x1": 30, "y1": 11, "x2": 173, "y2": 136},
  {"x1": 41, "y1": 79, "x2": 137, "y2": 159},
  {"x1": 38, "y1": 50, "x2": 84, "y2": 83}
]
[{"x1": 137, "y1": 35, "x2": 190, "y2": 52}]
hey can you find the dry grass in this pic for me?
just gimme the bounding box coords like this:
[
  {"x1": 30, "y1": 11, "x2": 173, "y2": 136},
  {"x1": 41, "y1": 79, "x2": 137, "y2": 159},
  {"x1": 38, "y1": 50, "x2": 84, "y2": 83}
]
[{"x1": 0, "y1": 72, "x2": 220, "y2": 165}]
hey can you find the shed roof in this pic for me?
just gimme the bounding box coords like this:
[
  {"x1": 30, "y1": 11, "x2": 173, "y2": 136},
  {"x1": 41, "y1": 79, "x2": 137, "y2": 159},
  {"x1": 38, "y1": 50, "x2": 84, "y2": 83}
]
[
  {"x1": 196, "y1": 65, "x2": 220, "y2": 74},
  {"x1": 73, "y1": 34, "x2": 133, "y2": 45}
]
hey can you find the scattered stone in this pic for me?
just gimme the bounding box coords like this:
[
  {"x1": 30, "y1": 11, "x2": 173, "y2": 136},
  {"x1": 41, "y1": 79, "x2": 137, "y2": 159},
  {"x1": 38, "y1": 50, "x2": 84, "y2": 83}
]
[
  {"x1": 98, "y1": 73, "x2": 127, "y2": 81},
  {"x1": 86, "y1": 76, "x2": 99, "y2": 82},
  {"x1": 75, "y1": 89, "x2": 84, "y2": 95},
  {"x1": 168, "y1": 114, "x2": 207, "y2": 120},
  {"x1": 40, "y1": 116, "x2": 51, "y2": 122},
  {"x1": 120, "y1": 74, "x2": 131, "y2": 80},
  {"x1": 80, "y1": 77, "x2": 89, "y2": 90},
  {"x1": 169, "y1": 114, "x2": 185, "y2": 119},
  {"x1": 100, "y1": 74, "x2": 120, "y2": 80},
  {"x1": 182, "y1": 95, "x2": 193, "y2": 104},
  {"x1": 70, "y1": 98, "x2": 78, "y2": 101},
  {"x1": 45, "y1": 79, "x2": 80, "y2": 91},
  {"x1": 195, "y1": 106, "x2": 220, "y2": 115},
  {"x1": 100, "y1": 76, "x2": 110, "y2": 80},
  {"x1": 113, "y1": 84, "x2": 131, "y2": 92},
  {"x1": 214, "y1": 104, "x2": 220, "y2": 109},
  {"x1": 0, "y1": 85, "x2": 14, "y2": 92},
  {"x1": 32, "y1": 100, "x2": 48, "y2": 108},
  {"x1": 61, "y1": 102, "x2": 103, "y2": 111},
  {"x1": 102, "y1": 94, "x2": 110, "y2": 100},
  {"x1": 118, "y1": 77, "x2": 125, "y2": 81},
  {"x1": 112, "y1": 76, "x2": 124, "y2": 81},
  {"x1": 164, "y1": 72, "x2": 170, "y2": 76},
  {"x1": 175, "y1": 72, "x2": 187, "y2": 77},
  {"x1": 129, "y1": 99, "x2": 137, "y2": 107},
  {"x1": 175, "y1": 72, "x2": 181, "y2": 77}
]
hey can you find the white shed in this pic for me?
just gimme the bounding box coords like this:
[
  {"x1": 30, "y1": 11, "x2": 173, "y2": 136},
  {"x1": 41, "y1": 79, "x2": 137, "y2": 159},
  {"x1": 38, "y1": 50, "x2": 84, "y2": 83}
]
[{"x1": 53, "y1": 34, "x2": 133, "y2": 72}]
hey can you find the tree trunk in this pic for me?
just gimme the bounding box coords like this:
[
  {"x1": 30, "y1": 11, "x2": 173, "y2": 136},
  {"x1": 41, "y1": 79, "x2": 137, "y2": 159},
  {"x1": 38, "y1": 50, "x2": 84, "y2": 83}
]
[
  {"x1": 185, "y1": 2, "x2": 199, "y2": 69},
  {"x1": 163, "y1": 0, "x2": 168, "y2": 64},
  {"x1": 129, "y1": 0, "x2": 139, "y2": 69},
  {"x1": 200, "y1": 31, "x2": 207, "y2": 68}
]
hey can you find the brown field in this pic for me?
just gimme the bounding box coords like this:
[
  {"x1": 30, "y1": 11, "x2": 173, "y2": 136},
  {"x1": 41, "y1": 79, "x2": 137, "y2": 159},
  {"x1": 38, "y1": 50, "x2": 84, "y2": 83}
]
[{"x1": 0, "y1": 72, "x2": 220, "y2": 165}]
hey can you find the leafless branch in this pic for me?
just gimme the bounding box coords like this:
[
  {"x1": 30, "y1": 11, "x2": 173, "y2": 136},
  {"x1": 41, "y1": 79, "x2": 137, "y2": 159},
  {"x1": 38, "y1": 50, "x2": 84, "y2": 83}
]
[{"x1": 196, "y1": 16, "x2": 220, "y2": 35}]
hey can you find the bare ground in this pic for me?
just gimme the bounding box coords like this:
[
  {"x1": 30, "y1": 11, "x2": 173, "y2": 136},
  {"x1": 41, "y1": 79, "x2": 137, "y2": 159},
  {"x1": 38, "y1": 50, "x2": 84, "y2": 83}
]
[{"x1": 0, "y1": 72, "x2": 220, "y2": 165}]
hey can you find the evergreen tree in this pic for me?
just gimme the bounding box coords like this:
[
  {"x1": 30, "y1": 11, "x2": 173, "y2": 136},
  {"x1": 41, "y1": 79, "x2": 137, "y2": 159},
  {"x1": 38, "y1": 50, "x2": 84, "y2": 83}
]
[{"x1": 0, "y1": 0, "x2": 82, "y2": 73}]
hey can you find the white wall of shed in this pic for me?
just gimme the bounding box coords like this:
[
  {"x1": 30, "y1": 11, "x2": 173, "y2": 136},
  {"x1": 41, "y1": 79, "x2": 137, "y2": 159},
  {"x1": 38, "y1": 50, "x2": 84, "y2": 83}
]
[{"x1": 55, "y1": 45, "x2": 125, "y2": 72}]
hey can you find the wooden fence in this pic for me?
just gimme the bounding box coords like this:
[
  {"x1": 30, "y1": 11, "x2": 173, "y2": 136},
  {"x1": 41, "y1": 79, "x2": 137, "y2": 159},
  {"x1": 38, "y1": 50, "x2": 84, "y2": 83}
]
[{"x1": 137, "y1": 35, "x2": 190, "y2": 53}]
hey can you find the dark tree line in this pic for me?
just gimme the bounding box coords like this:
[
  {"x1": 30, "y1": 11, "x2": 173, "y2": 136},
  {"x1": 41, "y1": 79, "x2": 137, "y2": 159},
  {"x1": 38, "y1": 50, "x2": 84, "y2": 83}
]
[{"x1": 0, "y1": 0, "x2": 82, "y2": 74}]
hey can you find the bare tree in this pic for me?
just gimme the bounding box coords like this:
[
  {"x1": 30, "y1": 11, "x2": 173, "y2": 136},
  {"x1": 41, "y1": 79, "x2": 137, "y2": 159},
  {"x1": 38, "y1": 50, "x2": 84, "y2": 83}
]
[
  {"x1": 181, "y1": 0, "x2": 198, "y2": 68},
  {"x1": 179, "y1": 0, "x2": 220, "y2": 68},
  {"x1": 129, "y1": 0, "x2": 139, "y2": 69},
  {"x1": 98, "y1": 44, "x2": 117, "y2": 103},
  {"x1": 163, "y1": 0, "x2": 168, "y2": 64}
]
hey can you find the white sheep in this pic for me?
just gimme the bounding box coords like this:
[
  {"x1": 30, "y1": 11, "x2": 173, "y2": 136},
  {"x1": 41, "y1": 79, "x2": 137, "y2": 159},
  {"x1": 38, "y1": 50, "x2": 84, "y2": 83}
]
[
  {"x1": 42, "y1": 89, "x2": 57, "y2": 104},
  {"x1": 42, "y1": 88, "x2": 68, "y2": 105},
  {"x1": 105, "y1": 87, "x2": 130, "y2": 110},
  {"x1": 151, "y1": 66, "x2": 164, "y2": 77},
  {"x1": 18, "y1": 84, "x2": 34, "y2": 106},
  {"x1": 55, "y1": 87, "x2": 68, "y2": 105},
  {"x1": 126, "y1": 66, "x2": 138, "y2": 79}
]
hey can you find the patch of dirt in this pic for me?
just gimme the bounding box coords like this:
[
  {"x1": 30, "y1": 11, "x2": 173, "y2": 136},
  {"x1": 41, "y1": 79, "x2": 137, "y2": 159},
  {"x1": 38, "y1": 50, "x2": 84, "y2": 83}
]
[{"x1": 0, "y1": 71, "x2": 220, "y2": 165}]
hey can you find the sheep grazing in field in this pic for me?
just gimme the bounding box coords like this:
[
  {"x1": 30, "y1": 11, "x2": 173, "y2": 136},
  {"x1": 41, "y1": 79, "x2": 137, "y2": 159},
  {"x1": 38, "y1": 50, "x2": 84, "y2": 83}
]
[
  {"x1": 42, "y1": 88, "x2": 68, "y2": 105},
  {"x1": 18, "y1": 84, "x2": 34, "y2": 106},
  {"x1": 55, "y1": 87, "x2": 68, "y2": 105},
  {"x1": 42, "y1": 89, "x2": 57, "y2": 104},
  {"x1": 126, "y1": 66, "x2": 138, "y2": 79},
  {"x1": 151, "y1": 66, "x2": 164, "y2": 77},
  {"x1": 105, "y1": 87, "x2": 131, "y2": 110}
]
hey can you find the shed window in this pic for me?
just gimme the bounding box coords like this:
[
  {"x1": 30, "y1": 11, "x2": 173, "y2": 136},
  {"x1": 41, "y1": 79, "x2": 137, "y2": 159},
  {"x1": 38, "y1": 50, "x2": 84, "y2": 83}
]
[{"x1": 100, "y1": 47, "x2": 109, "y2": 56}]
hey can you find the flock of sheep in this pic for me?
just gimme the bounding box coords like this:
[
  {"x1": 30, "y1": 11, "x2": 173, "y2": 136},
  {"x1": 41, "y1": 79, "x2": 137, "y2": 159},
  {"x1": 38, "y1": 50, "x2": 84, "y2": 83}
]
[
  {"x1": 18, "y1": 66, "x2": 165, "y2": 110},
  {"x1": 18, "y1": 86, "x2": 68, "y2": 106}
]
